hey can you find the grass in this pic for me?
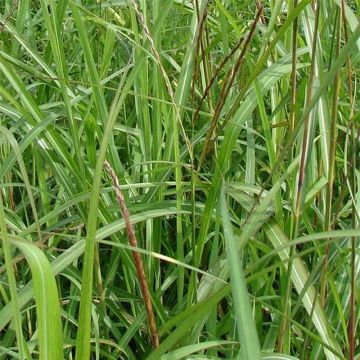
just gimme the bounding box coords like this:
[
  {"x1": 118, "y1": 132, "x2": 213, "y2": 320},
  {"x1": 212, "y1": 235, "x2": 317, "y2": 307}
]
[{"x1": 0, "y1": 0, "x2": 359, "y2": 359}]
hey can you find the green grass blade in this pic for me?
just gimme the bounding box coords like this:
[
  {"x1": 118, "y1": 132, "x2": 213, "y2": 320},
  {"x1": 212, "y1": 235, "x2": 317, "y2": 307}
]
[
  {"x1": 220, "y1": 186, "x2": 262, "y2": 360},
  {"x1": 0, "y1": 193, "x2": 27, "y2": 358},
  {"x1": 10, "y1": 238, "x2": 64, "y2": 360}
]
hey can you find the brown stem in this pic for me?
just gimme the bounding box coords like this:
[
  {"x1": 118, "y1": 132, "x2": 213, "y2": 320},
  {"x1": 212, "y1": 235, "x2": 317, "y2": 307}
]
[
  {"x1": 294, "y1": 0, "x2": 320, "y2": 221},
  {"x1": 104, "y1": 160, "x2": 159, "y2": 349},
  {"x1": 198, "y1": 4, "x2": 263, "y2": 170},
  {"x1": 340, "y1": 1, "x2": 355, "y2": 355},
  {"x1": 192, "y1": 25, "x2": 243, "y2": 127}
]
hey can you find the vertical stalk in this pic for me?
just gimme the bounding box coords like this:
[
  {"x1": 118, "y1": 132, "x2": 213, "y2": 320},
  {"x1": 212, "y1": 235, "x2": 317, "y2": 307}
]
[
  {"x1": 341, "y1": 0, "x2": 356, "y2": 356},
  {"x1": 189, "y1": 0, "x2": 205, "y2": 306},
  {"x1": 349, "y1": 128, "x2": 358, "y2": 360},
  {"x1": 278, "y1": 0, "x2": 298, "y2": 352},
  {"x1": 294, "y1": 0, "x2": 320, "y2": 223},
  {"x1": 289, "y1": 0, "x2": 298, "y2": 135},
  {"x1": 0, "y1": 191, "x2": 27, "y2": 359},
  {"x1": 282, "y1": 3, "x2": 321, "y2": 353},
  {"x1": 320, "y1": 4, "x2": 342, "y2": 304}
]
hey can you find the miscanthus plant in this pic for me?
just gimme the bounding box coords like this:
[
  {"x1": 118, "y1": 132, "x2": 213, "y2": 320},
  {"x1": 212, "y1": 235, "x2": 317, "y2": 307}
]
[{"x1": 0, "y1": 0, "x2": 359, "y2": 359}]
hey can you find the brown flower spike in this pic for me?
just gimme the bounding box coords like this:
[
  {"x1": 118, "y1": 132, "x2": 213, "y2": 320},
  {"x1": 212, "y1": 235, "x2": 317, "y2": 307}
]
[{"x1": 104, "y1": 160, "x2": 159, "y2": 349}]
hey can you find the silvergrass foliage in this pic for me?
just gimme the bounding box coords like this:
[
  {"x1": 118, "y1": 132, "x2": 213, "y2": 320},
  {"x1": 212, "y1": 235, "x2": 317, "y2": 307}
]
[{"x1": 0, "y1": 1, "x2": 359, "y2": 359}]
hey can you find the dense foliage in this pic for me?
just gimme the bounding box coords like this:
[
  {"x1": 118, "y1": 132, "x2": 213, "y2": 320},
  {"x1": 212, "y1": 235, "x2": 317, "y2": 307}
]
[{"x1": 0, "y1": 0, "x2": 359, "y2": 359}]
